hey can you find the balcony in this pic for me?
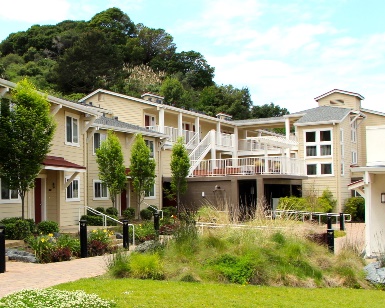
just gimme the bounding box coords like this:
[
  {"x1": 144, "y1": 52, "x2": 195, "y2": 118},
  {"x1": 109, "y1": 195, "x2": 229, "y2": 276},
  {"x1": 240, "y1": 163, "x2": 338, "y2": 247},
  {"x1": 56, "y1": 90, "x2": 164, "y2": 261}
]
[
  {"x1": 190, "y1": 156, "x2": 305, "y2": 177},
  {"x1": 146, "y1": 125, "x2": 196, "y2": 145}
]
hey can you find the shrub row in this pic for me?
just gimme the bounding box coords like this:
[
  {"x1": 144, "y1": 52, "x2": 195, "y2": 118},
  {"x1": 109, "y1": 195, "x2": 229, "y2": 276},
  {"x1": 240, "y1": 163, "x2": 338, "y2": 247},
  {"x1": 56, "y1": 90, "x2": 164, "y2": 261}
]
[{"x1": 0, "y1": 217, "x2": 59, "y2": 240}]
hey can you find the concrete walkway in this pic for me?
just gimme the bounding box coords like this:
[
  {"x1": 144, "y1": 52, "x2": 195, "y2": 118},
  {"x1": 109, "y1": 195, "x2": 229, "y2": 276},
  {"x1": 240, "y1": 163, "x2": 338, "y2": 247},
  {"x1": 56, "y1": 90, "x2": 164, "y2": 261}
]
[
  {"x1": 0, "y1": 255, "x2": 109, "y2": 298},
  {"x1": 334, "y1": 222, "x2": 365, "y2": 254}
]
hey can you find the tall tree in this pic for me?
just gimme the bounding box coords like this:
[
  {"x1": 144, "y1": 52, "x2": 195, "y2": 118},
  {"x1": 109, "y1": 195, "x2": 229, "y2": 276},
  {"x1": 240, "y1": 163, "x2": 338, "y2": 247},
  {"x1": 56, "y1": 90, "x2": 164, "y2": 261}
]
[
  {"x1": 0, "y1": 79, "x2": 56, "y2": 219},
  {"x1": 129, "y1": 134, "x2": 156, "y2": 215},
  {"x1": 96, "y1": 130, "x2": 127, "y2": 209},
  {"x1": 250, "y1": 103, "x2": 289, "y2": 118},
  {"x1": 160, "y1": 77, "x2": 185, "y2": 106},
  {"x1": 170, "y1": 137, "x2": 190, "y2": 215}
]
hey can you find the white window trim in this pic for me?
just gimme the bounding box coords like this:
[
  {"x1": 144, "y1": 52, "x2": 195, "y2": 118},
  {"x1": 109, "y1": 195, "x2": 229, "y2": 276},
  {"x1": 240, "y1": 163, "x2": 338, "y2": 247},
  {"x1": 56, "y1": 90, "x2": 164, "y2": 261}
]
[
  {"x1": 144, "y1": 184, "x2": 156, "y2": 199},
  {"x1": 351, "y1": 120, "x2": 357, "y2": 143},
  {"x1": 351, "y1": 150, "x2": 358, "y2": 164},
  {"x1": 306, "y1": 162, "x2": 334, "y2": 177},
  {"x1": 304, "y1": 129, "x2": 333, "y2": 158},
  {"x1": 65, "y1": 111, "x2": 80, "y2": 147},
  {"x1": 65, "y1": 176, "x2": 80, "y2": 202},
  {"x1": 144, "y1": 113, "x2": 156, "y2": 129},
  {"x1": 0, "y1": 179, "x2": 20, "y2": 204},
  {"x1": 93, "y1": 132, "x2": 107, "y2": 155},
  {"x1": 93, "y1": 180, "x2": 109, "y2": 200}
]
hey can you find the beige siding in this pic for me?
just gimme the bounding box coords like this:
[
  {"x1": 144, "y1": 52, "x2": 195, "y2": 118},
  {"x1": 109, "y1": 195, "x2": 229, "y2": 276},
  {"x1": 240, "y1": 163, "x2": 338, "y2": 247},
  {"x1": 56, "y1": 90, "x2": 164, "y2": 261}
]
[{"x1": 317, "y1": 93, "x2": 361, "y2": 110}]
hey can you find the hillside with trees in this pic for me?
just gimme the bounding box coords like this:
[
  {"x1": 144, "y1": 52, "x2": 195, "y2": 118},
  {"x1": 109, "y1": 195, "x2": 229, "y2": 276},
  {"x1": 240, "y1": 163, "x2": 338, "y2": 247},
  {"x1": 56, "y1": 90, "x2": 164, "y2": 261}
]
[{"x1": 0, "y1": 7, "x2": 288, "y2": 120}]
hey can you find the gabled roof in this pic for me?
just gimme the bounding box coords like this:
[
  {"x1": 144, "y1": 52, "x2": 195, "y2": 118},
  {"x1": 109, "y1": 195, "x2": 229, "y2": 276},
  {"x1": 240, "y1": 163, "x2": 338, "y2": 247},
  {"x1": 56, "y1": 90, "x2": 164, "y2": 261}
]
[
  {"x1": 0, "y1": 78, "x2": 103, "y2": 117},
  {"x1": 42, "y1": 156, "x2": 86, "y2": 172},
  {"x1": 293, "y1": 106, "x2": 351, "y2": 126},
  {"x1": 314, "y1": 89, "x2": 365, "y2": 101},
  {"x1": 93, "y1": 116, "x2": 166, "y2": 138}
]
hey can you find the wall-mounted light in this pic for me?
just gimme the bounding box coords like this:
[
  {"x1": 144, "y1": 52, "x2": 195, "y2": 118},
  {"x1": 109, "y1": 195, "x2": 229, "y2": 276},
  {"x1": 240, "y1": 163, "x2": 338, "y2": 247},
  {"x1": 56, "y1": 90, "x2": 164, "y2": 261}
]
[
  {"x1": 381, "y1": 193, "x2": 385, "y2": 203},
  {"x1": 52, "y1": 182, "x2": 55, "y2": 189},
  {"x1": 202, "y1": 191, "x2": 205, "y2": 198}
]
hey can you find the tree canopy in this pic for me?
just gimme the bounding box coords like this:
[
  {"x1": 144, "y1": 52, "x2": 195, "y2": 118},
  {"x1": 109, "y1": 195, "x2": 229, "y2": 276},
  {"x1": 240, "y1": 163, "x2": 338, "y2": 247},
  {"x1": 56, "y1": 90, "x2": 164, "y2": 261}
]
[
  {"x1": 96, "y1": 130, "x2": 127, "y2": 209},
  {"x1": 0, "y1": 79, "x2": 56, "y2": 219}
]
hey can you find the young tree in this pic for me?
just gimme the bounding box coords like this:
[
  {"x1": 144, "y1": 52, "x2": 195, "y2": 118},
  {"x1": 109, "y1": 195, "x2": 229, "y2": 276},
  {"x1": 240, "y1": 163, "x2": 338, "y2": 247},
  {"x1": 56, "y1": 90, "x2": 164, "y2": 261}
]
[
  {"x1": 0, "y1": 79, "x2": 56, "y2": 219},
  {"x1": 96, "y1": 130, "x2": 127, "y2": 209},
  {"x1": 129, "y1": 133, "x2": 156, "y2": 215},
  {"x1": 170, "y1": 137, "x2": 190, "y2": 215}
]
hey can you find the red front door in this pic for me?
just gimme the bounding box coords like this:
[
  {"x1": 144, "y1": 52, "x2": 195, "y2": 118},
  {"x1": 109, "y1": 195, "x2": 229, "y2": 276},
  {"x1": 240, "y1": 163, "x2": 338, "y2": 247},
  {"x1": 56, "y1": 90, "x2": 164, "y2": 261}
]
[
  {"x1": 120, "y1": 189, "x2": 127, "y2": 212},
  {"x1": 34, "y1": 178, "x2": 42, "y2": 223}
]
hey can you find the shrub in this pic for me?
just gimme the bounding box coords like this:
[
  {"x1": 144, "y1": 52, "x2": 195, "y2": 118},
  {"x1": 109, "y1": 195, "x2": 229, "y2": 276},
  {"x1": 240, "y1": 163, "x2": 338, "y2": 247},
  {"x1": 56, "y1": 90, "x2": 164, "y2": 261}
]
[
  {"x1": 106, "y1": 207, "x2": 118, "y2": 216},
  {"x1": 88, "y1": 228, "x2": 114, "y2": 256},
  {"x1": 37, "y1": 220, "x2": 59, "y2": 234},
  {"x1": 56, "y1": 234, "x2": 80, "y2": 257},
  {"x1": 135, "y1": 221, "x2": 156, "y2": 243},
  {"x1": 129, "y1": 252, "x2": 164, "y2": 280},
  {"x1": 140, "y1": 208, "x2": 153, "y2": 220},
  {"x1": 80, "y1": 215, "x2": 118, "y2": 226},
  {"x1": 94, "y1": 207, "x2": 106, "y2": 214},
  {"x1": 162, "y1": 206, "x2": 177, "y2": 218},
  {"x1": 0, "y1": 217, "x2": 34, "y2": 239},
  {"x1": 107, "y1": 249, "x2": 131, "y2": 278},
  {"x1": 27, "y1": 234, "x2": 55, "y2": 263},
  {"x1": 344, "y1": 197, "x2": 365, "y2": 221},
  {"x1": 122, "y1": 208, "x2": 135, "y2": 220}
]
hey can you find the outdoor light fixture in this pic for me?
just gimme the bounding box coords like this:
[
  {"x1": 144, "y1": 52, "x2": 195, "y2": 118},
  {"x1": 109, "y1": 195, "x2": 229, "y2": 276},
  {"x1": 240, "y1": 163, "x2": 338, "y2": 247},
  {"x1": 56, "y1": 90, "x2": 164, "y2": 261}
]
[
  {"x1": 381, "y1": 193, "x2": 385, "y2": 203},
  {"x1": 202, "y1": 191, "x2": 205, "y2": 198}
]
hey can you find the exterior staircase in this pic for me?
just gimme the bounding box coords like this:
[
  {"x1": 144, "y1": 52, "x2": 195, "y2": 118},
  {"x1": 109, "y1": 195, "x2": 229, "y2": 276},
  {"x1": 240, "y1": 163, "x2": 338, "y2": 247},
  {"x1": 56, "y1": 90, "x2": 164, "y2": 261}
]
[{"x1": 188, "y1": 130, "x2": 214, "y2": 177}]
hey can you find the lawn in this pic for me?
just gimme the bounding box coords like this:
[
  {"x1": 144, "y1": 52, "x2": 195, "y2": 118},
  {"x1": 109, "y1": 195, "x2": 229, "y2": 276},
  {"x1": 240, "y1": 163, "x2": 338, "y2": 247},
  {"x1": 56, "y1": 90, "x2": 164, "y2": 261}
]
[{"x1": 55, "y1": 278, "x2": 385, "y2": 308}]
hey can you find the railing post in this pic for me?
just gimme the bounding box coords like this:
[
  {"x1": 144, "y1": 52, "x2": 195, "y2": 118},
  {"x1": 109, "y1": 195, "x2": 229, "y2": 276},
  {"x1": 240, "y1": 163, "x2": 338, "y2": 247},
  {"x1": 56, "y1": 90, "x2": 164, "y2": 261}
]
[
  {"x1": 0, "y1": 225, "x2": 5, "y2": 273},
  {"x1": 326, "y1": 216, "x2": 334, "y2": 253},
  {"x1": 122, "y1": 220, "x2": 129, "y2": 249},
  {"x1": 339, "y1": 213, "x2": 345, "y2": 231},
  {"x1": 79, "y1": 220, "x2": 88, "y2": 258}
]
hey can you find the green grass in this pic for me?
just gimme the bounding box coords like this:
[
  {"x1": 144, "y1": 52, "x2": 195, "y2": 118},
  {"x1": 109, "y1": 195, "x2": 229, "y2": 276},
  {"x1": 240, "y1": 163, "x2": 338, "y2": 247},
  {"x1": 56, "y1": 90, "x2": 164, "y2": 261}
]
[{"x1": 55, "y1": 278, "x2": 385, "y2": 308}]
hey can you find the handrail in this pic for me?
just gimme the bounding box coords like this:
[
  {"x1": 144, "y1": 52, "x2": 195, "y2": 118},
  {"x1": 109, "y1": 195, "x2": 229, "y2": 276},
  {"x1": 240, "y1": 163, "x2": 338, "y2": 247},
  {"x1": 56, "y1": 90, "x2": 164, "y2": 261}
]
[
  {"x1": 271, "y1": 209, "x2": 351, "y2": 225},
  {"x1": 79, "y1": 206, "x2": 135, "y2": 245},
  {"x1": 143, "y1": 202, "x2": 164, "y2": 220}
]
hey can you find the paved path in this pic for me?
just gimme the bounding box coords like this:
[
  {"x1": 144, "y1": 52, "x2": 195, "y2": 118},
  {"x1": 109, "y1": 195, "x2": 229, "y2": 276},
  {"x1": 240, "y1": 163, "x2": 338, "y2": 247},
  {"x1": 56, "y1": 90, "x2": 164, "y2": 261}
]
[
  {"x1": 0, "y1": 255, "x2": 109, "y2": 298},
  {"x1": 334, "y1": 222, "x2": 365, "y2": 254}
]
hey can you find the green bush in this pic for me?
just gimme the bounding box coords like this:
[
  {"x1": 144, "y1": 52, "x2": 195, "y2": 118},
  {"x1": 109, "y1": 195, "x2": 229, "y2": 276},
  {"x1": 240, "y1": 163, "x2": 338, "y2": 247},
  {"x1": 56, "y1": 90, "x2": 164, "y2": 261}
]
[
  {"x1": 88, "y1": 207, "x2": 105, "y2": 216},
  {"x1": 344, "y1": 197, "x2": 365, "y2": 221},
  {"x1": 1, "y1": 218, "x2": 32, "y2": 240},
  {"x1": 106, "y1": 207, "x2": 118, "y2": 216},
  {"x1": 140, "y1": 208, "x2": 153, "y2": 220},
  {"x1": 37, "y1": 220, "x2": 59, "y2": 234},
  {"x1": 162, "y1": 206, "x2": 177, "y2": 218},
  {"x1": 107, "y1": 249, "x2": 131, "y2": 278},
  {"x1": 80, "y1": 215, "x2": 118, "y2": 226},
  {"x1": 122, "y1": 208, "x2": 135, "y2": 220},
  {"x1": 129, "y1": 252, "x2": 164, "y2": 280},
  {"x1": 135, "y1": 221, "x2": 156, "y2": 243}
]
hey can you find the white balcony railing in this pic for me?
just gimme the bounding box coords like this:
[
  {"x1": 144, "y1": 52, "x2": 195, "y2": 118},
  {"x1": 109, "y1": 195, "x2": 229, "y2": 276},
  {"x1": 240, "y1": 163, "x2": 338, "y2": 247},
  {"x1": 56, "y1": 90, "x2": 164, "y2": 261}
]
[{"x1": 190, "y1": 156, "x2": 304, "y2": 177}]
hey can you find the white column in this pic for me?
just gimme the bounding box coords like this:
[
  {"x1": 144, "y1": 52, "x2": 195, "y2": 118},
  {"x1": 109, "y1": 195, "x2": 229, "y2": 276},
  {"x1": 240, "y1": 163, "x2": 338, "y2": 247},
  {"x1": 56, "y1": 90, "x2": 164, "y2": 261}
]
[
  {"x1": 195, "y1": 117, "x2": 200, "y2": 141},
  {"x1": 285, "y1": 118, "x2": 290, "y2": 139},
  {"x1": 158, "y1": 107, "x2": 165, "y2": 134},
  {"x1": 178, "y1": 112, "x2": 183, "y2": 137},
  {"x1": 233, "y1": 127, "x2": 238, "y2": 159},
  {"x1": 210, "y1": 130, "x2": 217, "y2": 169},
  {"x1": 216, "y1": 122, "x2": 221, "y2": 146}
]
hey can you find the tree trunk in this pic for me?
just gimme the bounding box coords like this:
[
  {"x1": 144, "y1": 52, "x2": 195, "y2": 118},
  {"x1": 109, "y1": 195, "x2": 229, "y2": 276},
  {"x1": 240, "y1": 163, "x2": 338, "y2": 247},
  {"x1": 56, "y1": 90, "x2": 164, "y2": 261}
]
[{"x1": 20, "y1": 192, "x2": 25, "y2": 220}]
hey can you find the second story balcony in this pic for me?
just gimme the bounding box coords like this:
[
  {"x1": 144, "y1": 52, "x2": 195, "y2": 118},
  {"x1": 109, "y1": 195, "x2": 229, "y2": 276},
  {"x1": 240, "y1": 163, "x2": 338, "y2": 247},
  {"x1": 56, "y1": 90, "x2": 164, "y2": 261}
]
[{"x1": 190, "y1": 156, "x2": 305, "y2": 177}]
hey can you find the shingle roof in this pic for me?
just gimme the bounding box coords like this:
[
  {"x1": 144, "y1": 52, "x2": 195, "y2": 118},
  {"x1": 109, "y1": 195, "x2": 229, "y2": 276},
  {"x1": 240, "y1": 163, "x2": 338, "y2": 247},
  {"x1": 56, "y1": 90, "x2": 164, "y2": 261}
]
[
  {"x1": 233, "y1": 116, "x2": 287, "y2": 124},
  {"x1": 294, "y1": 106, "x2": 350, "y2": 124},
  {"x1": 94, "y1": 116, "x2": 164, "y2": 136},
  {"x1": 43, "y1": 156, "x2": 86, "y2": 170}
]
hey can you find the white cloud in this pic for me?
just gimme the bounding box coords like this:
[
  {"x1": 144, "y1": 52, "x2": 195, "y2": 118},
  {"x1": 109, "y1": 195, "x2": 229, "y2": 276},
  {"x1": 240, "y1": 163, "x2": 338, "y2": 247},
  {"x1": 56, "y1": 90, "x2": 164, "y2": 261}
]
[{"x1": 0, "y1": 0, "x2": 71, "y2": 23}]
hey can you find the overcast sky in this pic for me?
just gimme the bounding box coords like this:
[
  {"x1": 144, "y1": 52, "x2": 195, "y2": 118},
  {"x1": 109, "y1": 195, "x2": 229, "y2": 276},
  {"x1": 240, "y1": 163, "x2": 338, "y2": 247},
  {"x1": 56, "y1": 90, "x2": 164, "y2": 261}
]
[{"x1": 0, "y1": 0, "x2": 384, "y2": 112}]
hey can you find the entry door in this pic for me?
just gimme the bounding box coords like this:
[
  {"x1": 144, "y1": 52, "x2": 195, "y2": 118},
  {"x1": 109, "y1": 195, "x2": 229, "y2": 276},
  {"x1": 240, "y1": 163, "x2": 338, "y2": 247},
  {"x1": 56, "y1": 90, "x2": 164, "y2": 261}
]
[
  {"x1": 34, "y1": 178, "x2": 42, "y2": 223},
  {"x1": 120, "y1": 189, "x2": 127, "y2": 213}
]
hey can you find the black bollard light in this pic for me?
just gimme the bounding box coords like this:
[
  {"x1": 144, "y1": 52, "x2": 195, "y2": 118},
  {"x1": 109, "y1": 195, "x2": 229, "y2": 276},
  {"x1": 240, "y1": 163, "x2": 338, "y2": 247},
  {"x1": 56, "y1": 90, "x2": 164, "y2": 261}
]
[
  {"x1": 79, "y1": 220, "x2": 88, "y2": 258},
  {"x1": 153, "y1": 210, "x2": 160, "y2": 239},
  {"x1": 339, "y1": 213, "x2": 345, "y2": 231},
  {"x1": 0, "y1": 225, "x2": 5, "y2": 273},
  {"x1": 327, "y1": 228, "x2": 334, "y2": 253},
  {"x1": 327, "y1": 215, "x2": 332, "y2": 229},
  {"x1": 122, "y1": 220, "x2": 129, "y2": 250}
]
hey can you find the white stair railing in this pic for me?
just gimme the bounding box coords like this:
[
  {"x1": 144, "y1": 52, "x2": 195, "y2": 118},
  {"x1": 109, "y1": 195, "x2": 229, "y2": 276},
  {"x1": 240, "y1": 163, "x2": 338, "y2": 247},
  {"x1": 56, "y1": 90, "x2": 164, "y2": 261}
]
[{"x1": 188, "y1": 131, "x2": 214, "y2": 176}]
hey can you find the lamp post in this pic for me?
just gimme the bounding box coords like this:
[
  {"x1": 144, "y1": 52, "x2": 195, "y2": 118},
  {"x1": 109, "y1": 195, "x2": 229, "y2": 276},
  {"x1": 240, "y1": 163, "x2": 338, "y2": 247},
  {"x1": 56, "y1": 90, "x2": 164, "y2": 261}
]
[
  {"x1": 0, "y1": 225, "x2": 5, "y2": 273},
  {"x1": 79, "y1": 220, "x2": 88, "y2": 258}
]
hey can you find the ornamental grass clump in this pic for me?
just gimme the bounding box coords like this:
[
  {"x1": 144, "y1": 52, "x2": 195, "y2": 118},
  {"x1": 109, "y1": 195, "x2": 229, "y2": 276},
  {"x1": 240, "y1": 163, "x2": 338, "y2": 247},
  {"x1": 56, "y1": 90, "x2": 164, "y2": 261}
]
[{"x1": 0, "y1": 288, "x2": 115, "y2": 307}]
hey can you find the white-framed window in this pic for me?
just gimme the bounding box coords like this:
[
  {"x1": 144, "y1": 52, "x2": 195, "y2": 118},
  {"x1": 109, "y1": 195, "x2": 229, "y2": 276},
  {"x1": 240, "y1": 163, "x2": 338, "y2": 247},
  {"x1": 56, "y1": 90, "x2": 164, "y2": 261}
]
[
  {"x1": 0, "y1": 179, "x2": 19, "y2": 203},
  {"x1": 93, "y1": 132, "x2": 107, "y2": 154},
  {"x1": 145, "y1": 139, "x2": 155, "y2": 158},
  {"x1": 65, "y1": 176, "x2": 80, "y2": 201},
  {"x1": 304, "y1": 129, "x2": 332, "y2": 157},
  {"x1": 341, "y1": 162, "x2": 344, "y2": 176},
  {"x1": 351, "y1": 120, "x2": 357, "y2": 143},
  {"x1": 340, "y1": 129, "x2": 344, "y2": 158},
  {"x1": 145, "y1": 184, "x2": 155, "y2": 198},
  {"x1": 93, "y1": 180, "x2": 108, "y2": 199},
  {"x1": 352, "y1": 150, "x2": 358, "y2": 164},
  {"x1": 306, "y1": 162, "x2": 333, "y2": 176},
  {"x1": 65, "y1": 113, "x2": 79, "y2": 146}
]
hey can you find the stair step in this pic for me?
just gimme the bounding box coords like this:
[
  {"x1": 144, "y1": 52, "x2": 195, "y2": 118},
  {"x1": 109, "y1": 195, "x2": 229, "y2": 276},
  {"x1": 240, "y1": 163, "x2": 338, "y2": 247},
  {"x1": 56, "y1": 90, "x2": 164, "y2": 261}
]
[{"x1": 5, "y1": 240, "x2": 25, "y2": 249}]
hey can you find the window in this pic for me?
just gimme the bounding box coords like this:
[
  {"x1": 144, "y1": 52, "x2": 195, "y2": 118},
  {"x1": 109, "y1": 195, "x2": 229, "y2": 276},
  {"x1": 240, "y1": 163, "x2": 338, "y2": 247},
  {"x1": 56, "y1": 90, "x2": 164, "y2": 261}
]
[
  {"x1": 351, "y1": 121, "x2": 357, "y2": 143},
  {"x1": 341, "y1": 162, "x2": 344, "y2": 176},
  {"x1": 145, "y1": 140, "x2": 154, "y2": 158},
  {"x1": 352, "y1": 150, "x2": 357, "y2": 164},
  {"x1": 306, "y1": 163, "x2": 333, "y2": 176},
  {"x1": 304, "y1": 129, "x2": 332, "y2": 157},
  {"x1": 93, "y1": 132, "x2": 106, "y2": 154},
  {"x1": 66, "y1": 177, "x2": 80, "y2": 201},
  {"x1": 145, "y1": 184, "x2": 155, "y2": 198},
  {"x1": 94, "y1": 180, "x2": 108, "y2": 199},
  {"x1": 0, "y1": 179, "x2": 19, "y2": 202},
  {"x1": 144, "y1": 114, "x2": 156, "y2": 128},
  {"x1": 66, "y1": 114, "x2": 79, "y2": 145}
]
